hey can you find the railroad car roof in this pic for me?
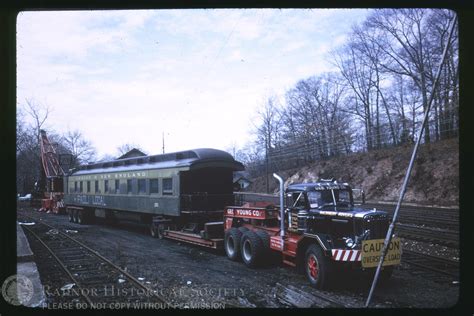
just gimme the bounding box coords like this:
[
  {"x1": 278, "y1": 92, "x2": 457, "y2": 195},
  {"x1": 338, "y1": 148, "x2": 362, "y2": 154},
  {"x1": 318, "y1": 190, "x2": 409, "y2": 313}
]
[
  {"x1": 70, "y1": 148, "x2": 244, "y2": 176},
  {"x1": 286, "y1": 182, "x2": 351, "y2": 192}
]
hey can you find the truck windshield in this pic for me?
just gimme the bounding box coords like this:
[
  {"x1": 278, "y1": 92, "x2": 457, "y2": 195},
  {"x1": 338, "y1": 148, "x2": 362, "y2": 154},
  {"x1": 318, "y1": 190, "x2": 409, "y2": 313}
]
[{"x1": 308, "y1": 189, "x2": 352, "y2": 209}]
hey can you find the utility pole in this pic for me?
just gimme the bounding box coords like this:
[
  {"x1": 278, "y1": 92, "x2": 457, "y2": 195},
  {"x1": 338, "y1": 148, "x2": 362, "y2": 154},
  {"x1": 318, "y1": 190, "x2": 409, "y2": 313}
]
[{"x1": 162, "y1": 132, "x2": 165, "y2": 154}]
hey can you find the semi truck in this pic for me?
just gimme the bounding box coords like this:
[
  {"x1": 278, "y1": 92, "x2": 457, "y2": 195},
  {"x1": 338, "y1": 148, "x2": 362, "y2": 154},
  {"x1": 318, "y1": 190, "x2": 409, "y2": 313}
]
[{"x1": 63, "y1": 148, "x2": 401, "y2": 289}]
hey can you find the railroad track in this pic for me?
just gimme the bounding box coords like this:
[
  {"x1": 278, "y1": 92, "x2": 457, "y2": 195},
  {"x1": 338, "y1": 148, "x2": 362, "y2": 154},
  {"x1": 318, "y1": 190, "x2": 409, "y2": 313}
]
[
  {"x1": 364, "y1": 203, "x2": 459, "y2": 231},
  {"x1": 402, "y1": 249, "x2": 459, "y2": 284},
  {"x1": 274, "y1": 283, "x2": 349, "y2": 308},
  {"x1": 18, "y1": 213, "x2": 168, "y2": 308},
  {"x1": 395, "y1": 223, "x2": 459, "y2": 247}
]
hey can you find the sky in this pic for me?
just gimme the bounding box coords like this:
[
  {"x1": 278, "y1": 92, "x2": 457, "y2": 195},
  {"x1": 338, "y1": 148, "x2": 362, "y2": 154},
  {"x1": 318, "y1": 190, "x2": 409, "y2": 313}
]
[{"x1": 17, "y1": 9, "x2": 370, "y2": 159}]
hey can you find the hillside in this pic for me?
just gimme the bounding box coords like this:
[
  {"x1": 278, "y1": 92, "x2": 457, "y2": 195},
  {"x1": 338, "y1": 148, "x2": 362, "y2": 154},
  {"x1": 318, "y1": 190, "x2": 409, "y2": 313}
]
[{"x1": 247, "y1": 138, "x2": 459, "y2": 206}]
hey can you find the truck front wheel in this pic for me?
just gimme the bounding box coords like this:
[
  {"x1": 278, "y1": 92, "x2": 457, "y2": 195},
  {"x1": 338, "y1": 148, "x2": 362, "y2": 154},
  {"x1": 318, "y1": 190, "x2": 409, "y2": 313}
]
[{"x1": 305, "y1": 244, "x2": 332, "y2": 289}]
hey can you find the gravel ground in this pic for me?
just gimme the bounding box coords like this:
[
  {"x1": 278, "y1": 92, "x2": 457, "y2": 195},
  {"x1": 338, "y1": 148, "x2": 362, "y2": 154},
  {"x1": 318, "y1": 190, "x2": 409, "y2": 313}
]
[
  {"x1": 18, "y1": 208, "x2": 459, "y2": 309},
  {"x1": 401, "y1": 239, "x2": 459, "y2": 261}
]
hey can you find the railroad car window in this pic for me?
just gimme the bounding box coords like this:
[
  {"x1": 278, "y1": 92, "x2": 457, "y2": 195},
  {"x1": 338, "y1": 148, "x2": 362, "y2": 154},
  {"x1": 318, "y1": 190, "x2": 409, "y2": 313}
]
[
  {"x1": 104, "y1": 180, "x2": 109, "y2": 193},
  {"x1": 87, "y1": 181, "x2": 91, "y2": 193},
  {"x1": 80, "y1": 181, "x2": 83, "y2": 193},
  {"x1": 95, "y1": 180, "x2": 100, "y2": 193},
  {"x1": 115, "y1": 179, "x2": 120, "y2": 194},
  {"x1": 163, "y1": 178, "x2": 173, "y2": 195},
  {"x1": 127, "y1": 179, "x2": 132, "y2": 194},
  {"x1": 138, "y1": 179, "x2": 146, "y2": 194},
  {"x1": 150, "y1": 179, "x2": 159, "y2": 194},
  {"x1": 74, "y1": 181, "x2": 78, "y2": 193}
]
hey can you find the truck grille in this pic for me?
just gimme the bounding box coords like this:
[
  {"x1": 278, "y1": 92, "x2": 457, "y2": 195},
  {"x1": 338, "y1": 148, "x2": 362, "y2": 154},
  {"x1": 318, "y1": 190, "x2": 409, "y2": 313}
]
[
  {"x1": 363, "y1": 214, "x2": 389, "y2": 239},
  {"x1": 289, "y1": 209, "x2": 299, "y2": 232}
]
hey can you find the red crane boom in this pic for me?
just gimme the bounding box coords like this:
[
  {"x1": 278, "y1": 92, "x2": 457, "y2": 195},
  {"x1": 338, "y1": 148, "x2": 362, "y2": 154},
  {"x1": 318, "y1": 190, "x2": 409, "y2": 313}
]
[{"x1": 39, "y1": 129, "x2": 65, "y2": 213}]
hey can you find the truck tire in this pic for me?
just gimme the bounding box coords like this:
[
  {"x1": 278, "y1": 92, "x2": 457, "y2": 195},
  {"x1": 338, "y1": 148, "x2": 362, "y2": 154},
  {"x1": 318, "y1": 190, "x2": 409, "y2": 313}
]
[
  {"x1": 238, "y1": 226, "x2": 249, "y2": 233},
  {"x1": 225, "y1": 228, "x2": 242, "y2": 261},
  {"x1": 305, "y1": 244, "x2": 332, "y2": 289},
  {"x1": 255, "y1": 230, "x2": 272, "y2": 264},
  {"x1": 240, "y1": 230, "x2": 264, "y2": 268}
]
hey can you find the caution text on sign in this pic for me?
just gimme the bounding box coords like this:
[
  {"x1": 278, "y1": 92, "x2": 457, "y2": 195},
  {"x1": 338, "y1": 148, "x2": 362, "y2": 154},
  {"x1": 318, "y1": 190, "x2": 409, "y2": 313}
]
[{"x1": 361, "y1": 238, "x2": 402, "y2": 268}]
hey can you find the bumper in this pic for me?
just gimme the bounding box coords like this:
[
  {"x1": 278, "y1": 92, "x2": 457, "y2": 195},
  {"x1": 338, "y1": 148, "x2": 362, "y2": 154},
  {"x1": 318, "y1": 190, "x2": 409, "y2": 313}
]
[{"x1": 331, "y1": 249, "x2": 361, "y2": 262}]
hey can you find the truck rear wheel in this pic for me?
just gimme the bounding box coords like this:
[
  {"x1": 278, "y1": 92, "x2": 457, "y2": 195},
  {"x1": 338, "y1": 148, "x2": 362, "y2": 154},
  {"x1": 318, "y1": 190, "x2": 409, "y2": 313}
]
[
  {"x1": 305, "y1": 244, "x2": 332, "y2": 289},
  {"x1": 238, "y1": 226, "x2": 249, "y2": 233},
  {"x1": 255, "y1": 230, "x2": 272, "y2": 265},
  {"x1": 240, "y1": 230, "x2": 264, "y2": 268},
  {"x1": 225, "y1": 228, "x2": 242, "y2": 261}
]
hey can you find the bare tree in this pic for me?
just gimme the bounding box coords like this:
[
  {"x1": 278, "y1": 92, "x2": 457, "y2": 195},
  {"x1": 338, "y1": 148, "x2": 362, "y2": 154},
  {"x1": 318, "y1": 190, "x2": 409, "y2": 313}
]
[
  {"x1": 62, "y1": 130, "x2": 97, "y2": 167},
  {"x1": 255, "y1": 96, "x2": 282, "y2": 192},
  {"x1": 24, "y1": 99, "x2": 51, "y2": 141},
  {"x1": 17, "y1": 100, "x2": 52, "y2": 195},
  {"x1": 237, "y1": 8, "x2": 458, "y2": 182},
  {"x1": 365, "y1": 9, "x2": 457, "y2": 143},
  {"x1": 16, "y1": 111, "x2": 40, "y2": 194},
  {"x1": 334, "y1": 41, "x2": 378, "y2": 151}
]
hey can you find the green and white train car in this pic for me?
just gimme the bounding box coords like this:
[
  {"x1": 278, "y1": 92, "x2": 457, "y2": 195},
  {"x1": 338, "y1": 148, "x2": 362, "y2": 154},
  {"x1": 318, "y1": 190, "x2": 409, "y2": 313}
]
[{"x1": 63, "y1": 148, "x2": 244, "y2": 232}]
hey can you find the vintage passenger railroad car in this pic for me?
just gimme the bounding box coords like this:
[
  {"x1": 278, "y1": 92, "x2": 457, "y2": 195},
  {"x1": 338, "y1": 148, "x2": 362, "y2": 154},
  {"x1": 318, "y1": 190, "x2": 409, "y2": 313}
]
[{"x1": 63, "y1": 148, "x2": 244, "y2": 231}]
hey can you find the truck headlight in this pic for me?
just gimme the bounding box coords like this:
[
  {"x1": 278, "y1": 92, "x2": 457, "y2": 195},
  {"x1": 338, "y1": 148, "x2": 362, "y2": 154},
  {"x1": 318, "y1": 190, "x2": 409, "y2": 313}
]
[{"x1": 344, "y1": 238, "x2": 355, "y2": 248}]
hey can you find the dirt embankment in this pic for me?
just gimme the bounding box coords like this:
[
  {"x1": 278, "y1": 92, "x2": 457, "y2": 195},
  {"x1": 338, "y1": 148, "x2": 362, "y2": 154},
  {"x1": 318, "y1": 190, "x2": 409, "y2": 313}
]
[{"x1": 247, "y1": 138, "x2": 459, "y2": 206}]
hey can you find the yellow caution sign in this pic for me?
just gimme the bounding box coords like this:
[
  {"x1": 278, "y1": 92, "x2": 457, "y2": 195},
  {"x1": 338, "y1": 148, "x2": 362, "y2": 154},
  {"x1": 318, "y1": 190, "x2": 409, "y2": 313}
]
[{"x1": 361, "y1": 238, "x2": 402, "y2": 268}]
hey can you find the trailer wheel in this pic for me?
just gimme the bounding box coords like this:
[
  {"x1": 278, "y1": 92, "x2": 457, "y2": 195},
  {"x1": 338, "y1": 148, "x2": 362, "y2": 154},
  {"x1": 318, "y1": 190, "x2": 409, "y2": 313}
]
[
  {"x1": 305, "y1": 244, "x2": 332, "y2": 289},
  {"x1": 68, "y1": 209, "x2": 74, "y2": 222},
  {"x1": 225, "y1": 228, "x2": 242, "y2": 261},
  {"x1": 150, "y1": 224, "x2": 158, "y2": 238},
  {"x1": 72, "y1": 209, "x2": 78, "y2": 223},
  {"x1": 77, "y1": 210, "x2": 83, "y2": 224},
  {"x1": 241, "y1": 230, "x2": 264, "y2": 268},
  {"x1": 156, "y1": 224, "x2": 165, "y2": 239}
]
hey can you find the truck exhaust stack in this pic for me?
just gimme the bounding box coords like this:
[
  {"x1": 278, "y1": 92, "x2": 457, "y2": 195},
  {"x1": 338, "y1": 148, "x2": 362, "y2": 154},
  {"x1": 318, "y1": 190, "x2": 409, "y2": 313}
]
[{"x1": 273, "y1": 173, "x2": 285, "y2": 237}]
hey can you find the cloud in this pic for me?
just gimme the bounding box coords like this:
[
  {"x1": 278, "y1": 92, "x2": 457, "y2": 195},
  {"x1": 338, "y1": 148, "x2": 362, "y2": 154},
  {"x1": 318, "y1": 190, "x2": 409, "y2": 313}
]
[{"x1": 17, "y1": 9, "x2": 371, "y2": 156}]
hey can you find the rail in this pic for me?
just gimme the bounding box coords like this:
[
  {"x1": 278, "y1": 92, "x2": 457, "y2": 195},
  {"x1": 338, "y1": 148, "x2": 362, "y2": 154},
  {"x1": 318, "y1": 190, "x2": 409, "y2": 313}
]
[
  {"x1": 402, "y1": 249, "x2": 459, "y2": 283},
  {"x1": 18, "y1": 213, "x2": 167, "y2": 307}
]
